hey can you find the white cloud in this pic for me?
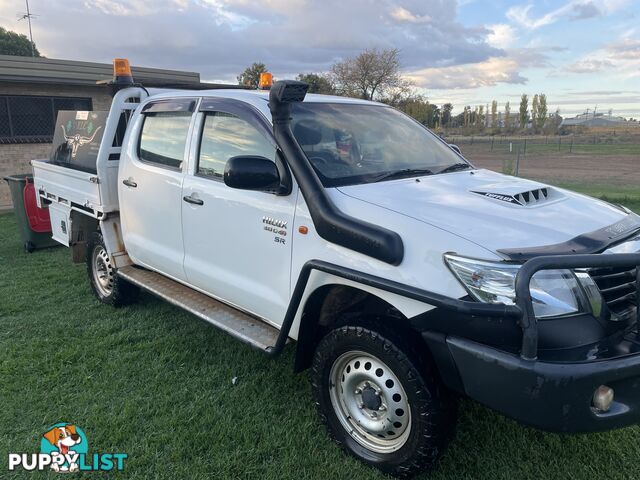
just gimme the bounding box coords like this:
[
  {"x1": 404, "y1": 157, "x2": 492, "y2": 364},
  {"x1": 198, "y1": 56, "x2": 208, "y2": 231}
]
[
  {"x1": 486, "y1": 24, "x2": 516, "y2": 48},
  {"x1": 565, "y1": 59, "x2": 614, "y2": 73},
  {"x1": 406, "y1": 57, "x2": 525, "y2": 89},
  {"x1": 506, "y1": 1, "x2": 608, "y2": 30},
  {"x1": 390, "y1": 6, "x2": 432, "y2": 24},
  {"x1": 565, "y1": 37, "x2": 640, "y2": 76},
  {"x1": 0, "y1": 0, "x2": 502, "y2": 81},
  {"x1": 405, "y1": 49, "x2": 547, "y2": 89}
]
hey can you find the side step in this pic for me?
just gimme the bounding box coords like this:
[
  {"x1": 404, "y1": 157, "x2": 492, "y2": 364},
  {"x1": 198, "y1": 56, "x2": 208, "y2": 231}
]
[{"x1": 118, "y1": 266, "x2": 280, "y2": 351}]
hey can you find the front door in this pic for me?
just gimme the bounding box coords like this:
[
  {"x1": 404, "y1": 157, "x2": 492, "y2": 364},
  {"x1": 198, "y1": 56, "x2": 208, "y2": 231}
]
[
  {"x1": 181, "y1": 100, "x2": 297, "y2": 324},
  {"x1": 119, "y1": 99, "x2": 196, "y2": 281}
]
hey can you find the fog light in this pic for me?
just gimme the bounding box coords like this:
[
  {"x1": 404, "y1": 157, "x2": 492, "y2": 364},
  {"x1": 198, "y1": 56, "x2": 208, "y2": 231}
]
[{"x1": 592, "y1": 385, "x2": 614, "y2": 412}]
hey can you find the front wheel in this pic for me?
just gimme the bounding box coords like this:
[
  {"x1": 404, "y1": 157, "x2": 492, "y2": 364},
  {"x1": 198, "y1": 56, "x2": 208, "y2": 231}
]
[
  {"x1": 86, "y1": 231, "x2": 138, "y2": 307},
  {"x1": 311, "y1": 325, "x2": 456, "y2": 478}
]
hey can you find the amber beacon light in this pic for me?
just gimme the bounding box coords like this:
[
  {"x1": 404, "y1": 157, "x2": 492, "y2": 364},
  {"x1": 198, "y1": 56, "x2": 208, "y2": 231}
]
[
  {"x1": 259, "y1": 72, "x2": 273, "y2": 90},
  {"x1": 112, "y1": 58, "x2": 134, "y2": 86}
]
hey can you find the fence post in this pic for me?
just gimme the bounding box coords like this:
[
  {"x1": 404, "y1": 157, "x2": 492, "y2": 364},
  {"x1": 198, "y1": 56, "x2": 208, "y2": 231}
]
[
  {"x1": 491, "y1": 136, "x2": 494, "y2": 151},
  {"x1": 515, "y1": 147, "x2": 521, "y2": 176},
  {"x1": 558, "y1": 136, "x2": 561, "y2": 151},
  {"x1": 523, "y1": 138, "x2": 527, "y2": 155}
]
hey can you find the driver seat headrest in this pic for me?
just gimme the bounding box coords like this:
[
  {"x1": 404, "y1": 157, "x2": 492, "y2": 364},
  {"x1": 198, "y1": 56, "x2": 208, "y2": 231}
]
[{"x1": 293, "y1": 120, "x2": 323, "y2": 146}]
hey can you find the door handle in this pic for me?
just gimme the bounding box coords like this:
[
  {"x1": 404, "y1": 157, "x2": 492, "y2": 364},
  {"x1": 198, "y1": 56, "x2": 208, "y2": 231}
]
[
  {"x1": 183, "y1": 195, "x2": 204, "y2": 206},
  {"x1": 122, "y1": 178, "x2": 137, "y2": 188}
]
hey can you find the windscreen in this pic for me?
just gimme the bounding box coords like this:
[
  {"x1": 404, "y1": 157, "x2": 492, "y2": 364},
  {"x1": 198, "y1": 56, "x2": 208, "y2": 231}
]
[{"x1": 290, "y1": 103, "x2": 466, "y2": 187}]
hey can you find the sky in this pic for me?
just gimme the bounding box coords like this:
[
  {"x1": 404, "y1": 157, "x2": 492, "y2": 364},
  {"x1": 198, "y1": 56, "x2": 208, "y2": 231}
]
[{"x1": 1, "y1": 0, "x2": 639, "y2": 117}]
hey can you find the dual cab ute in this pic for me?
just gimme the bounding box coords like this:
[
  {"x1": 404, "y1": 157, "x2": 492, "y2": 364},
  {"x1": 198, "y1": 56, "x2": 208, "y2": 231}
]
[{"x1": 32, "y1": 60, "x2": 640, "y2": 477}]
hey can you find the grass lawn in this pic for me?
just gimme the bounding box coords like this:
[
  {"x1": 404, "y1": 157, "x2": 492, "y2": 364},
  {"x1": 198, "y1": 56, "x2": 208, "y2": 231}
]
[
  {"x1": 2, "y1": 190, "x2": 640, "y2": 479},
  {"x1": 491, "y1": 143, "x2": 640, "y2": 156}
]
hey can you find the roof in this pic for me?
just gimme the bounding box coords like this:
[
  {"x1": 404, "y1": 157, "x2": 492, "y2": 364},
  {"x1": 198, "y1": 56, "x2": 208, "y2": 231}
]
[
  {"x1": 0, "y1": 54, "x2": 201, "y2": 87},
  {"x1": 146, "y1": 88, "x2": 386, "y2": 119}
]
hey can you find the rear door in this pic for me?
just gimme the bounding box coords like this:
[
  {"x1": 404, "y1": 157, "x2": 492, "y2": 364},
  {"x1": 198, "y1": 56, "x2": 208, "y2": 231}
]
[
  {"x1": 181, "y1": 98, "x2": 297, "y2": 323},
  {"x1": 119, "y1": 98, "x2": 196, "y2": 281}
]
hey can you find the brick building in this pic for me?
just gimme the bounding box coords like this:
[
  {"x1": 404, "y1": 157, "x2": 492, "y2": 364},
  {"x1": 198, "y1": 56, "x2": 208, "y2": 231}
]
[{"x1": 0, "y1": 55, "x2": 200, "y2": 209}]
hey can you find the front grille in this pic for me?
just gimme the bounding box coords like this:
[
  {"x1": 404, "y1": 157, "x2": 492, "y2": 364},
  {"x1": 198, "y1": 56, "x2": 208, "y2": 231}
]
[{"x1": 589, "y1": 266, "x2": 638, "y2": 317}]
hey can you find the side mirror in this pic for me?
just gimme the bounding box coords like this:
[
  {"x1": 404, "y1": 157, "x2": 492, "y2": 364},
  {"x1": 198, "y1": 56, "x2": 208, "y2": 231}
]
[
  {"x1": 224, "y1": 155, "x2": 282, "y2": 193},
  {"x1": 449, "y1": 144, "x2": 462, "y2": 155}
]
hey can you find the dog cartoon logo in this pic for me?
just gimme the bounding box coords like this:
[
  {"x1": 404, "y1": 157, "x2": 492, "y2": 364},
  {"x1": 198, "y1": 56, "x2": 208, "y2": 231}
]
[
  {"x1": 40, "y1": 423, "x2": 88, "y2": 473},
  {"x1": 61, "y1": 124, "x2": 102, "y2": 158},
  {"x1": 8, "y1": 422, "x2": 127, "y2": 473}
]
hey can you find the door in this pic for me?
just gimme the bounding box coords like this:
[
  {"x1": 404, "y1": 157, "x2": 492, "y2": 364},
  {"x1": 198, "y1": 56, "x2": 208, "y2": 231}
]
[
  {"x1": 119, "y1": 99, "x2": 196, "y2": 281},
  {"x1": 181, "y1": 100, "x2": 297, "y2": 324}
]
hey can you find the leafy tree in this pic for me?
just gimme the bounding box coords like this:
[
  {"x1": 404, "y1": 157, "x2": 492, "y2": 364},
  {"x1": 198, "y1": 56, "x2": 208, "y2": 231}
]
[
  {"x1": 531, "y1": 94, "x2": 539, "y2": 132},
  {"x1": 504, "y1": 101, "x2": 511, "y2": 129},
  {"x1": 441, "y1": 103, "x2": 453, "y2": 127},
  {"x1": 0, "y1": 26, "x2": 40, "y2": 57},
  {"x1": 519, "y1": 94, "x2": 529, "y2": 129},
  {"x1": 491, "y1": 100, "x2": 498, "y2": 128},
  {"x1": 237, "y1": 62, "x2": 268, "y2": 88},
  {"x1": 536, "y1": 94, "x2": 548, "y2": 130},
  {"x1": 296, "y1": 73, "x2": 334, "y2": 94},
  {"x1": 330, "y1": 48, "x2": 409, "y2": 101}
]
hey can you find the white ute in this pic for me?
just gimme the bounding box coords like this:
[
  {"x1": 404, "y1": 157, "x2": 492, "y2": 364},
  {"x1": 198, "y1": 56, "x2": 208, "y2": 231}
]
[{"x1": 32, "y1": 60, "x2": 640, "y2": 478}]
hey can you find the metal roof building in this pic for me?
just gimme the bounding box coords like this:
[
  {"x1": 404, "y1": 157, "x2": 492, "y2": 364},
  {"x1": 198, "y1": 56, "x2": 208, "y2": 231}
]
[{"x1": 0, "y1": 55, "x2": 203, "y2": 209}]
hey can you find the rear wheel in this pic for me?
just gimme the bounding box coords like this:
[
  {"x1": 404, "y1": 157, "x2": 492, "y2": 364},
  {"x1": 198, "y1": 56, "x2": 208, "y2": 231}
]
[
  {"x1": 87, "y1": 231, "x2": 138, "y2": 306},
  {"x1": 311, "y1": 324, "x2": 456, "y2": 478}
]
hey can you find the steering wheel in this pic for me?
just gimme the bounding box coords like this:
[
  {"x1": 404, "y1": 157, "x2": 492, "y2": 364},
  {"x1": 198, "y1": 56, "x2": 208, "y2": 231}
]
[{"x1": 309, "y1": 150, "x2": 353, "y2": 176}]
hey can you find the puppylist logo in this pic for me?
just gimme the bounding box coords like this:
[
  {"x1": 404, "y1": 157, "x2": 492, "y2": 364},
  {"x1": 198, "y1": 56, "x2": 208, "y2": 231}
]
[{"x1": 8, "y1": 422, "x2": 127, "y2": 473}]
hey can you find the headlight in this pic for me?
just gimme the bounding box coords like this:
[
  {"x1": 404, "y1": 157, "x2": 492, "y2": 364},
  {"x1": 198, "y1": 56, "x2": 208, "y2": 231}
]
[{"x1": 444, "y1": 254, "x2": 591, "y2": 318}]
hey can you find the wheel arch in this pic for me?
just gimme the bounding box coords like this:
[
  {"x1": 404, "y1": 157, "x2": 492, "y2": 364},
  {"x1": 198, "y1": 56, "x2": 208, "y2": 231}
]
[{"x1": 293, "y1": 278, "x2": 432, "y2": 373}]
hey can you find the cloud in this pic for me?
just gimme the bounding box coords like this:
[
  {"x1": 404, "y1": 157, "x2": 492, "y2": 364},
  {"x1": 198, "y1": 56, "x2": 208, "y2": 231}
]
[
  {"x1": 390, "y1": 6, "x2": 432, "y2": 24},
  {"x1": 564, "y1": 37, "x2": 640, "y2": 75},
  {"x1": 565, "y1": 59, "x2": 614, "y2": 73},
  {"x1": 0, "y1": 0, "x2": 502, "y2": 82},
  {"x1": 405, "y1": 49, "x2": 548, "y2": 89},
  {"x1": 486, "y1": 24, "x2": 516, "y2": 48},
  {"x1": 506, "y1": 1, "x2": 606, "y2": 30}
]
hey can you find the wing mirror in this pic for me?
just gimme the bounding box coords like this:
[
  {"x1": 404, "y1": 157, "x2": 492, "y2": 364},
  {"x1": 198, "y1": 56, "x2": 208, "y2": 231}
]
[
  {"x1": 449, "y1": 144, "x2": 462, "y2": 155},
  {"x1": 224, "y1": 155, "x2": 284, "y2": 194}
]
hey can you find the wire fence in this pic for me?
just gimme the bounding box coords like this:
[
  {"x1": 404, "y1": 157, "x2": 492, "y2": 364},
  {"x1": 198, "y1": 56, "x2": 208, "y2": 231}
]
[{"x1": 440, "y1": 133, "x2": 640, "y2": 180}]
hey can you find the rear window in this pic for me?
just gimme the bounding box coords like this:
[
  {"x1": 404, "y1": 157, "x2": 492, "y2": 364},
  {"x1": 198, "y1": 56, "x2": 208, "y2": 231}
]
[{"x1": 138, "y1": 112, "x2": 191, "y2": 169}]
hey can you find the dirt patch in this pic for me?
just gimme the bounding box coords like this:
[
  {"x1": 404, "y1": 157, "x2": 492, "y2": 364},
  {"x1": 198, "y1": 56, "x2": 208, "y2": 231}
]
[{"x1": 465, "y1": 148, "x2": 640, "y2": 187}]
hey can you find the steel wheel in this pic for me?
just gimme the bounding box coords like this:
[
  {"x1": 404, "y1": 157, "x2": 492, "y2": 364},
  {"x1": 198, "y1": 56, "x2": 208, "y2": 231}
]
[
  {"x1": 329, "y1": 350, "x2": 412, "y2": 454},
  {"x1": 91, "y1": 244, "x2": 114, "y2": 297}
]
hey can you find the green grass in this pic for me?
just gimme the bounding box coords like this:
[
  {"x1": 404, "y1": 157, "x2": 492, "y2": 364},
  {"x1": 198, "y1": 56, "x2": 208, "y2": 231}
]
[
  {"x1": 466, "y1": 142, "x2": 640, "y2": 156},
  {"x1": 552, "y1": 183, "x2": 640, "y2": 212},
  {"x1": 2, "y1": 206, "x2": 640, "y2": 479}
]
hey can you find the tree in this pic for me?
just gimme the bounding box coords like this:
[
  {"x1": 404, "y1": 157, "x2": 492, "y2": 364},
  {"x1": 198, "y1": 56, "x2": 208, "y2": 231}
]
[
  {"x1": 504, "y1": 101, "x2": 511, "y2": 129},
  {"x1": 536, "y1": 94, "x2": 548, "y2": 130},
  {"x1": 296, "y1": 73, "x2": 334, "y2": 94},
  {"x1": 491, "y1": 100, "x2": 498, "y2": 128},
  {"x1": 0, "y1": 27, "x2": 40, "y2": 57},
  {"x1": 237, "y1": 62, "x2": 268, "y2": 88},
  {"x1": 441, "y1": 103, "x2": 453, "y2": 128},
  {"x1": 330, "y1": 48, "x2": 409, "y2": 101},
  {"x1": 519, "y1": 94, "x2": 529, "y2": 129},
  {"x1": 531, "y1": 94, "x2": 539, "y2": 132},
  {"x1": 476, "y1": 106, "x2": 484, "y2": 128}
]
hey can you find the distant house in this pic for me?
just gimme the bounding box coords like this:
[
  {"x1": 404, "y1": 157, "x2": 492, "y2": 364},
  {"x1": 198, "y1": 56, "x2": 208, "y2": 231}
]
[{"x1": 560, "y1": 111, "x2": 630, "y2": 127}]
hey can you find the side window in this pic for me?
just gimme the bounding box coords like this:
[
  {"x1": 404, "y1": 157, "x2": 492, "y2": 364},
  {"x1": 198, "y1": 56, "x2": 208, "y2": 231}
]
[
  {"x1": 138, "y1": 112, "x2": 192, "y2": 169},
  {"x1": 198, "y1": 112, "x2": 275, "y2": 179}
]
